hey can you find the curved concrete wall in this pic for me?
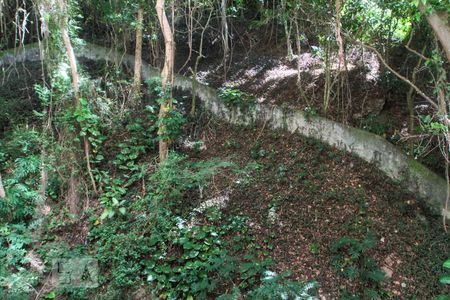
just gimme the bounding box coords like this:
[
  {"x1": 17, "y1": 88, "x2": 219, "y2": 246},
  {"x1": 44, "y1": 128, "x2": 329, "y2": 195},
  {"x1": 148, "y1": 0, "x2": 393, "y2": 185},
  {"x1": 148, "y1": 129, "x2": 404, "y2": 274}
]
[{"x1": 1, "y1": 44, "x2": 448, "y2": 218}]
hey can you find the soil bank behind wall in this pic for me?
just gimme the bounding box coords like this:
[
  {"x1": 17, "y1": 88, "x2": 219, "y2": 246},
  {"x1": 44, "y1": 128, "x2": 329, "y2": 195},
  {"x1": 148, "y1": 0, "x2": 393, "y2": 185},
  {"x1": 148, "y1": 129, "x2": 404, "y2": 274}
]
[{"x1": 1, "y1": 43, "x2": 447, "y2": 218}]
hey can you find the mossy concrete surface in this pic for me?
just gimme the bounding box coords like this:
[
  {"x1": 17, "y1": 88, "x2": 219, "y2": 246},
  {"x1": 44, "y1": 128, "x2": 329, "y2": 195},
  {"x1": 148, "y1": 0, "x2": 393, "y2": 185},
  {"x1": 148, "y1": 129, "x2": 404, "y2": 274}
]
[{"x1": 2, "y1": 43, "x2": 447, "y2": 218}]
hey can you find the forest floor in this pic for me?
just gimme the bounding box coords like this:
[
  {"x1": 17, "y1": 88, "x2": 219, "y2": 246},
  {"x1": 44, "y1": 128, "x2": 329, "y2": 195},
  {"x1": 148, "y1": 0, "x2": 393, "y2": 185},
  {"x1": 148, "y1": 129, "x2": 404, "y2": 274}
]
[
  {"x1": 173, "y1": 29, "x2": 443, "y2": 176},
  {"x1": 182, "y1": 115, "x2": 450, "y2": 298},
  {"x1": 2, "y1": 54, "x2": 449, "y2": 299}
]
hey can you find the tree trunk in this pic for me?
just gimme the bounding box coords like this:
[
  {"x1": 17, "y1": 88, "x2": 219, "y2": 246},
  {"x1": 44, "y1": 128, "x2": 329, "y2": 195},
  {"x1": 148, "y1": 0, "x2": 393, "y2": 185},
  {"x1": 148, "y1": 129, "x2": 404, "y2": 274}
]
[
  {"x1": 220, "y1": 0, "x2": 229, "y2": 80},
  {"x1": 133, "y1": 7, "x2": 144, "y2": 97},
  {"x1": 191, "y1": 9, "x2": 213, "y2": 117},
  {"x1": 156, "y1": 0, "x2": 175, "y2": 162},
  {"x1": 418, "y1": 0, "x2": 450, "y2": 62},
  {"x1": 0, "y1": 173, "x2": 5, "y2": 198},
  {"x1": 60, "y1": 16, "x2": 97, "y2": 195},
  {"x1": 335, "y1": 0, "x2": 345, "y2": 69},
  {"x1": 60, "y1": 26, "x2": 80, "y2": 107},
  {"x1": 281, "y1": 0, "x2": 293, "y2": 59},
  {"x1": 406, "y1": 46, "x2": 426, "y2": 152}
]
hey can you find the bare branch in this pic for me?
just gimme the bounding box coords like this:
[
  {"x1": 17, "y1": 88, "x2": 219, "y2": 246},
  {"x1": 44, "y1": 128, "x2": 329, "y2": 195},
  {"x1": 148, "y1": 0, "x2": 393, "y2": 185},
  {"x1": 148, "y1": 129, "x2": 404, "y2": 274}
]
[{"x1": 345, "y1": 34, "x2": 438, "y2": 110}]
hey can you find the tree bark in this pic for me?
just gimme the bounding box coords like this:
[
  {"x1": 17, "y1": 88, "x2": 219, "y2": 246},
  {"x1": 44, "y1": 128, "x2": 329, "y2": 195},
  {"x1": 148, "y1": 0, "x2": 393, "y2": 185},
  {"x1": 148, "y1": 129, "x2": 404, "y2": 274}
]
[
  {"x1": 191, "y1": 8, "x2": 213, "y2": 117},
  {"x1": 0, "y1": 173, "x2": 5, "y2": 198},
  {"x1": 59, "y1": 8, "x2": 98, "y2": 195},
  {"x1": 220, "y1": 0, "x2": 229, "y2": 80},
  {"x1": 335, "y1": 0, "x2": 345, "y2": 69},
  {"x1": 418, "y1": 0, "x2": 450, "y2": 62},
  {"x1": 60, "y1": 26, "x2": 80, "y2": 107},
  {"x1": 133, "y1": 7, "x2": 144, "y2": 97},
  {"x1": 156, "y1": 0, "x2": 175, "y2": 162}
]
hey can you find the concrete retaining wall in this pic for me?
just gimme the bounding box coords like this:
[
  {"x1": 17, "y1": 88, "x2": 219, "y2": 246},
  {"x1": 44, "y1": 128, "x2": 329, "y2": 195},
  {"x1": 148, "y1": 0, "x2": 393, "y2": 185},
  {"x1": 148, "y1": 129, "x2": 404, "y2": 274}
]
[{"x1": 1, "y1": 43, "x2": 448, "y2": 217}]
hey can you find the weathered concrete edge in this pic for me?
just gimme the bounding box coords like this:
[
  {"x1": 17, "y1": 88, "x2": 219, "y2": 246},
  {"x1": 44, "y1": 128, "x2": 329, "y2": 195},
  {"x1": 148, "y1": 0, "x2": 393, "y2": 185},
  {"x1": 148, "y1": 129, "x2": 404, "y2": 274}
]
[{"x1": 2, "y1": 43, "x2": 447, "y2": 217}]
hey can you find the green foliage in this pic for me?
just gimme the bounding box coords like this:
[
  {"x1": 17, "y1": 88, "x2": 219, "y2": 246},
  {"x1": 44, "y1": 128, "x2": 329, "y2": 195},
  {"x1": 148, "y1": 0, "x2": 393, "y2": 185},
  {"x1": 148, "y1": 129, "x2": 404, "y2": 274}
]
[
  {"x1": 74, "y1": 97, "x2": 106, "y2": 154},
  {"x1": 309, "y1": 243, "x2": 320, "y2": 255},
  {"x1": 248, "y1": 272, "x2": 318, "y2": 299},
  {"x1": 331, "y1": 233, "x2": 387, "y2": 299},
  {"x1": 361, "y1": 114, "x2": 387, "y2": 136},
  {"x1": 219, "y1": 271, "x2": 318, "y2": 300},
  {"x1": 156, "y1": 106, "x2": 186, "y2": 143},
  {"x1": 218, "y1": 87, "x2": 256, "y2": 110},
  {"x1": 303, "y1": 106, "x2": 318, "y2": 120},
  {"x1": 150, "y1": 153, "x2": 234, "y2": 207},
  {"x1": 418, "y1": 114, "x2": 448, "y2": 136},
  {"x1": 0, "y1": 128, "x2": 42, "y2": 223},
  {"x1": 146, "y1": 77, "x2": 186, "y2": 143},
  {"x1": 225, "y1": 138, "x2": 241, "y2": 149},
  {"x1": 89, "y1": 150, "x2": 310, "y2": 298},
  {"x1": 0, "y1": 127, "x2": 44, "y2": 299},
  {"x1": 97, "y1": 174, "x2": 128, "y2": 219},
  {"x1": 438, "y1": 258, "x2": 450, "y2": 298},
  {"x1": 94, "y1": 114, "x2": 156, "y2": 219},
  {"x1": 342, "y1": 0, "x2": 413, "y2": 44},
  {"x1": 0, "y1": 224, "x2": 40, "y2": 299},
  {"x1": 93, "y1": 207, "x2": 277, "y2": 299},
  {"x1": 250, "y1": 141, "x2": 265, "y2": 159}
]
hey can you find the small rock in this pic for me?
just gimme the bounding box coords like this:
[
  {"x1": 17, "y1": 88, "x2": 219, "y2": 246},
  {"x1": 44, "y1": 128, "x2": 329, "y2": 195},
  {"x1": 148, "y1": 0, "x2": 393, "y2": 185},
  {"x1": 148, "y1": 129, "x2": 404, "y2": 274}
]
[
  {"x1": 384, "y1": 254, "x2": 395, "y2": 266},
  {"x1": 195, "y1": 194, "x2": 229, "y2": 213},
  {"x1": 381, "y1": 266, "x2": 393, "y2": 278}
]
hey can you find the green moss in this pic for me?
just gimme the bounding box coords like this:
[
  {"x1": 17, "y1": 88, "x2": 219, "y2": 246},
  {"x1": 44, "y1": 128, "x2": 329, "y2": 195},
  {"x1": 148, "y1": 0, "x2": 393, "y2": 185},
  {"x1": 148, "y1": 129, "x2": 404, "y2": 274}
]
[
  {"x1": 408, "y1": 158, "x2": 445, "y2": 184},
  {"x1": 0, "y1": 43, "x2": 38, "y2": 58}
]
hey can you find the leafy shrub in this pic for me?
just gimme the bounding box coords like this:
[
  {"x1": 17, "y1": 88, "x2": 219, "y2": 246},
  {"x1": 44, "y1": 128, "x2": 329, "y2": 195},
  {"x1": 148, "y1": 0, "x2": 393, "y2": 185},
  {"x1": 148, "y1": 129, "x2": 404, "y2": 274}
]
[
  {"x1": 156, "y1": 106, "x2": 186, "y2": 143},
  {"x1": 437, "y1": 259, "x2": 450, "y2": 299},
  {"x1": 91, "y1": 207, "x2": 276, "y2": 299},
  {"x1": 247, "y1": 271, "x2": 318, "y2": 300},
  {"x1": 331, "y1": 233, "x2": 386, "y2": 298},
  {"x1": 218, "y1": 271, "x2": 318, "y2": 300},
  {"x1": 218, "y1": 87, "x2": 256, "y2": 110},
  {"x1": 361, "y1": 114, "x2": 386, "y2": 136},
  {"x1": 0, "y1": 127, "x2": 43, "y2": 299},
  {"x1": 90, "y1": 151, "x2": 309, "y2": 299},
  {"x1": 0, "y1": 127, "x2": 42, "y2": 223},
  {"x1": 250, "y1": 141, "x2": 265, "y2": 159},
  {"x1": 0, "y1": 224, "x2": 40, "y2": 299}
]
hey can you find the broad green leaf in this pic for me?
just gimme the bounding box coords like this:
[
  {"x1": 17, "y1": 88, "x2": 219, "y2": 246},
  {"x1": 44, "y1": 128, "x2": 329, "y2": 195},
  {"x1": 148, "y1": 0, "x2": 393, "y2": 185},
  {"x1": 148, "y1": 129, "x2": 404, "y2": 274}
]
[
  {"x1": 443, "y1": 259, "x2": 450, "y2": 269},
  {"x1": 100, "y1": 209, "x2": 109, "y2": 220},
  {"x1": 440, "y1": 276, "x2": 450, "y2": 284},
  {"x1": 44, "y1": 291, "x2": 56, "y2": 299}
]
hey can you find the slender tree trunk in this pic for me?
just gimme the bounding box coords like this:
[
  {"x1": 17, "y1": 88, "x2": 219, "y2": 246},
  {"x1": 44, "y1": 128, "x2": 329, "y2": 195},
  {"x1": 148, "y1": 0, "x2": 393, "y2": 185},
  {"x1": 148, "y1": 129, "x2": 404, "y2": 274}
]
[
  {"x1": 323, "y1": 41, "x2": 332, "y2": 114},
  {"x1": 294, "y1": 14, "x2": 309, "y2": 105},
  {"x1": 335, "y1": 0, "x2": 345, "y2": 69},
  {"x1": 406, "y1": 46, "x2": 426, "y2": 152},
  {"x1": 60, "y1": 26, "x2": 80, "y2": 106},
  {"x1": 133, "y1": 7, "x2": 144, "y2": 97},
  {"x1": 191, "y1": 9, "x2": 213, "y2": 117},
  {"x1": 281, "y1": 0, "x2": 293, "y2": 59},
  {"x1": 220, "y1": 0, "x2": 229, "y2": 80},
  {"x1": 0, "y1": 173, "x2": 5, "y2": 198},
  {"x1": 60, "y1": 19, "x2": 98, "y2": 195},
  {"x1": 418, "y1": 0, "x2": 450, "y2": 62},
  {"x1": 156, "y1": 0, "x2": 175, "y2": 162},
  {"x1": 180, "y1": 0, "x2": 194, "y2": 72}
]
